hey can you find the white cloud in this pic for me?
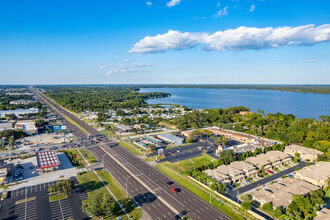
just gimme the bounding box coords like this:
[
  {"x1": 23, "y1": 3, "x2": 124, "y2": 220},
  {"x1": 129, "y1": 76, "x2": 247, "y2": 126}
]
[
  {"x1": 306, "y1": 59, "x2": 317, "y2": 62},
  {"x1": 166, "y1": 0, "x2": 181, "y2": 7},
  {"x1": 215, "y1": 6, "x2": 229, "y2": 17},
  {"x1": 146, "y1": 1, "x2": 152, "y2": 6},
  {"x1": 217, "y1": 2, "x2": 220, "y2": 8},
  {"x1": 106, "y1": 63, "x2": 153, "y2": 76},
  {"x1": 249, "y1": 5, "x2": 255, "y2": 12},
  {"x1": 97, "y1": 64, "x2": 106, "y2": 70},
  {"x1": 129, "y1": 24, "x2": 330, "y2": 53},
  {"x1": 124, "y1": 58, "x2": 132, "y2": 62}
]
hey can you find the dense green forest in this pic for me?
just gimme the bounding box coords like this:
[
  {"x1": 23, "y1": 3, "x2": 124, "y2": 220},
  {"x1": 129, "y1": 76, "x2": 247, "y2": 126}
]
[
  {"x1": 0, "y1": 90, "x2": 41, "y2": 110},
  {"x1": 43, "y1": 86, "x2": 169, "y2": 112},
  {"x1": 138, "y1": 84, "x2": 330, "y2": 94},
  {"x1": 171, "y1": 107, "x2": 330, "y2": 154}
]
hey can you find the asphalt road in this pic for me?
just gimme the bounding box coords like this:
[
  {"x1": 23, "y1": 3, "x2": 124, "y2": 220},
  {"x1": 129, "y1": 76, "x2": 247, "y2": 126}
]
[
  {"x1": 0, "y1": 179, "x2": 88, "y2": 220},
  {"x1": 35, "y1": 90, "x2": 232, "y2": 220},
  {"x1": 227, "y1": 161, "x2": 307, "y2": 197}
]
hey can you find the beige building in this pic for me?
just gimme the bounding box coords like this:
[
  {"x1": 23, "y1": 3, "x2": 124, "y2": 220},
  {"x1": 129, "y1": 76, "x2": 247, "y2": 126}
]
[
  {"x1": 204, "y1": 169, "x2": 231, "y2": 184},
  {"x1": 284, "y1": 144, "x2": 323, "y2": 161},
  {"x1": 294, "y1": 161, "x2": 330, "y2": 188},
  {"x1": 251, "y1": 178, "x2": 319, "y2": 209},
  {"x1": 215, "y1": 165, "x2": 245, "y2": 182},
  {"x1": 315, "y1": 207, "x2": 330, "y2": 220},
  {"x1": 246, "y1": 154, "x2": 272, "y2": 170},
  {"x1": 229, "y1": 161, "x2": 258, "y2": 178},
  {"x1": 246, "y1": 151, "x2": 292, "y2": 170}
]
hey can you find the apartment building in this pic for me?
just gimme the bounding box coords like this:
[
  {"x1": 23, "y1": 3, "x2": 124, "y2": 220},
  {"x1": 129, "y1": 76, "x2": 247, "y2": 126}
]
[
  {"x1": 251, "y1": 178, "x2": 319, "y2": 209},
  {"x1": 294, "y1": 161, "x2": 330, "y2": 188},
  {"x1": 204, "y1": 169, "x2": 231, "y2": 184},
  {"x1": 284, "y1": 145, "x2": 323, "y2": 161},
  {"x1": 215, "y1": 165, "x2": 245, "y2": 183},
  {"x1": 245, "y1": 154, "x2": 272, "y2": 170},
  {"x1": 229, "y1": 161, "x2": 258, "y2": 178}
]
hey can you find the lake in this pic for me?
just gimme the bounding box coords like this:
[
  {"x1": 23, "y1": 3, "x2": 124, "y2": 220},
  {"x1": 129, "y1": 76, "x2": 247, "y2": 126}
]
[{"x1": 139, "y1": 88, "x2": 330, "y2": 119}]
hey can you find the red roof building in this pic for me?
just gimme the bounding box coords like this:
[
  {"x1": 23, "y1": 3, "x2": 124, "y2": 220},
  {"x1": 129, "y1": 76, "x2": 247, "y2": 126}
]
[{"x1": 36, "y1": 150, "x2": 61, "y2": 171}]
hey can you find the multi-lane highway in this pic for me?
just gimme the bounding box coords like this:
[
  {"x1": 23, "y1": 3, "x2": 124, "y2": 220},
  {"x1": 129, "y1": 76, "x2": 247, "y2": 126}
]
[{"x1": 34, "y1": 89, "x2": 232, "y2": 220}]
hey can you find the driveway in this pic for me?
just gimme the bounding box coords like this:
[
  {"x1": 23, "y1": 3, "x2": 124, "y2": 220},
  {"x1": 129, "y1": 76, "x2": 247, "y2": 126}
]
[{"x1": 227, "y1": 161, "x2": 307, "y2": 197}]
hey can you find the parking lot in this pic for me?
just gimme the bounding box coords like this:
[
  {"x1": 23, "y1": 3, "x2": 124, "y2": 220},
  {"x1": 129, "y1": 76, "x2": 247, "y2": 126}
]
[
  {"x1": 149, "y1": 141, "x2": 217, "y2": 162},
  {"x1": 0, "y1": 180, "x2": 89, "y2": 220}
]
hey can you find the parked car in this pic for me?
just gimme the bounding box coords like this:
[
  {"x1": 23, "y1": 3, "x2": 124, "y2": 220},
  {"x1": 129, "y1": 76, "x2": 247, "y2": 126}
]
[
  {"x1": 287, "y1": 174, "x2": 294, "y2": 178},
  {"x1": 176, "y1": 150, "x2": 181, "y2": 153},
  {"x1": 266, "y1": 170, "x2": 274, "y2": 174}
]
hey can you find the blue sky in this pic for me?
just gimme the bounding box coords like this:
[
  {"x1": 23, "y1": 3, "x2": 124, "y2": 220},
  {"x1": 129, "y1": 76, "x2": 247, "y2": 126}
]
[{"x1": 0, "y1": 0, "x2": 330, "y2": 84}]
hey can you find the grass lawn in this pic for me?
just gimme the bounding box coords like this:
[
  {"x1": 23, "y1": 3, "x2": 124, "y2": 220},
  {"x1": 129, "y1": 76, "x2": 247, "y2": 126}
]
[
  {"x1": 79, "y1": 149, "x2": 98, "y2": 164},
  {"x1": 161, "y1": 154, "x2": 217, "y2": 175},
  {"x1": 155, "y1": 164, "x2": 245, "y2": 220},
  {"x1": 1, "y1": 191, "x2": 8, "y2": 200},
  {"x1": 77, "y1": 170, "x2": 142, "y2": 220},
  {"x1": 63, "y1": 149, "x2": 87, "y2": 167},
  {"x1": 118, "y1": 141, "x2": 145, "y2": 156},
  {"x1": 49, "y1": 194, "x2": 68, "y2": 202}
]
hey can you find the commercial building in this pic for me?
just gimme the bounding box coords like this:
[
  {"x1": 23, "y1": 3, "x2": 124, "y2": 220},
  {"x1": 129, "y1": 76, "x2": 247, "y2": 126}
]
[
  {"x1": 0, "y1": 160, "x2": 13, "y2": 185},
  {"x1": 284, "y1": 145, "x2": 323, "y2": 161},
  {"x1": 229, "y1": 161, "x2": 258, "y2": 178},
  {"x1": 144, "y1": 135, "x2": 162, "y2": 147},
  {"x1": 36, "y1": 150, "x2": 61, "y2": 172},
  {"x1": 15, "y1": 121, "x2": 38, "y2": 135},
  {"x1": 181, "y1": 130, "x2": 192, "y2": 137},
  {"x1": 9, "y1": 100, "x2": 33, "y2": 105},
  {"x1": 0, "y1": 108, "x2": 40, "y2": 118},
  {"x1": 294, "y1": 161, "x2": 330, "y2": 188},
  {"x1": 208, "y1": 128, "x2": 255, "y2": 143},
  {"x1": 0, "y1": 121, "x2": 13, "y2": 131},
  {"x1": 157, "y1": 134, "x2": 183, "y2": 145},
  {"x1": 251, "y1": 178, "x2": 319, "y2": 209},
  {"x1": 115, "y1": 124, "x2": 131, "y2": 133}
]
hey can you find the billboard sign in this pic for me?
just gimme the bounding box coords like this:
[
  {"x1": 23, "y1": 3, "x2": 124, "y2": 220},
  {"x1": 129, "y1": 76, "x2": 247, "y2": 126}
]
[
  {"x1": 53, "y1": 125, "x2": 61, "y2": 131},
  {"x1": 61, "y1": 125, "x2": 67, "y2": 130}
]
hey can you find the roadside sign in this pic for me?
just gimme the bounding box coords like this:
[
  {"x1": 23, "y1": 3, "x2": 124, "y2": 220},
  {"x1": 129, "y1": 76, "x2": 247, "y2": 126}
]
[
  {"x1": 61, "y1": 125, "x2": 67, "y2": 130},
  {"x1": 158, "y1": 148, "x2": 164, "y2": 156},
  {"x1": 53, "y1": 125, "x2": 61, "y2": 131}
]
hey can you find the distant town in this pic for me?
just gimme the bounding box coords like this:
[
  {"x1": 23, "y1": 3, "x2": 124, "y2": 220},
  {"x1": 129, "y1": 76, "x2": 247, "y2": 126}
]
[{"x1": 0, "y1": 86, "x2": 329, "y2": 220}]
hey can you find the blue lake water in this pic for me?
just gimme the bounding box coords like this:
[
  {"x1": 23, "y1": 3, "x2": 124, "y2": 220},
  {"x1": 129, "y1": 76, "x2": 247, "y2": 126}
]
[{"x1": 139, "y1": 88, "x2": 330, "y2": 119}]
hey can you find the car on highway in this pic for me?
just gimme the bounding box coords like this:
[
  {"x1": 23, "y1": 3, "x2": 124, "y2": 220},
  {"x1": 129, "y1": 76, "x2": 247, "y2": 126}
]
[
  {"x1": 176, "y1": 150, "x2": 181, "y2": 153},
  {"x1": 50, "y1": 146, "x2": 58, "y2": 150},
  {"x1": 266, "y1": 170, "x2": 274, "y2": 175},
  {"x1": 166, "y1": 181, "x2": 174, "y2": 185},
  {"x1": 171, "y1": 188, "x2": 179, "y2": 194}
]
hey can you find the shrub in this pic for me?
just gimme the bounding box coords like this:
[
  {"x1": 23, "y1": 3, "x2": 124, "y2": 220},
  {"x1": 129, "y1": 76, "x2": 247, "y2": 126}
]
[{"x1": 262, "y1": 202, "x2": 273, "y2": 211}]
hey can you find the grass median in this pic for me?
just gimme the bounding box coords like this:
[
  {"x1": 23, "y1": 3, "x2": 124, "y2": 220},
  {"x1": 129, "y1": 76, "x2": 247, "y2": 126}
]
[
  {"x1": 63, "y1": 149, "x2": 87, "y2": 167},
  {"x1": 49, "y1": 194, "x2": 68, "y2": 202},
  {"x1": 79, "y1": 149, "x2": 97, "y2": 164}
]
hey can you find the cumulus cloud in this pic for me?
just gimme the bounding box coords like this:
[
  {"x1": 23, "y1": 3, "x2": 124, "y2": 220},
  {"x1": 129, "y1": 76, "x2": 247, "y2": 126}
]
[
  {"x1": 106, "y1": 63, "x2": 153, "y2": 76},
  {"x1": 250, "y1": 5, "x2": 255, "y2": 12},
  {"x1": 146, "y1": 1, "x2": 152, "y2": 6},
  {"x1": 166, "y1": 0, "x2": 181, "y2": 7},
  {"x1": 215, "y1": 6, "x2": 229, "y2": 17},
  {"x1": 129, "y1": 24, "x2": 330, "y2": 53},
  {"x1": 306, "y1": 59, "x2": 317, "y2": 62},
  {"x1": 97, "y1": 64, "x2": 106, "y2": 70}
]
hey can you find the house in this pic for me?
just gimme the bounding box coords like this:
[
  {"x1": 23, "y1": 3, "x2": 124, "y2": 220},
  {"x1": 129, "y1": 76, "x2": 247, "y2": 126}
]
[
  {"x1": 239, "y1": 111, "x2": 253, "y2": 115},
  {"x1": 115, "y1": 124, "x2": 131, "y2": 133},
  {"x1": 266, "y1": 151, "x2": 292, "y2": 165},
  {"x1": 15, "y1": 121, "x2": 38, "y2": 135},
  {"x1": 229, "y1": 161, "x2": 258, "y2": 178},
  {"x1": 284, "y1": 145, "x2": 323, "y2": 161},
  {"x1": 294, "y1": 161, "x2": 330, "y2": 188}
]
